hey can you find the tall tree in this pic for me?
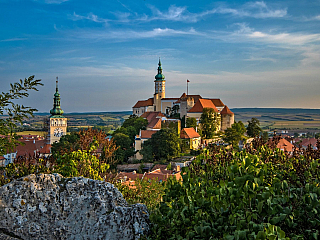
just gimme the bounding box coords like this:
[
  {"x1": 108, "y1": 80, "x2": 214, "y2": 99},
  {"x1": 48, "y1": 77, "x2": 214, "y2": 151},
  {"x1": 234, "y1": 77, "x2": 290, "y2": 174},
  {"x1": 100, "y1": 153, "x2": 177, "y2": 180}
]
[
  {"x1": 186, "y1": 117, "x2": 197, "y2": 130},
  {"x1": 141, "y1": 129, "x2": 180, "y2": 161},
  {"x1": 0, "y1": 76, "x2": 43, "y2": 155},
  {"x1": 247, "y1": 118, "x2": 262, "y2": 137},
  {"x1": 223, "y1": 121, "x2": 246, "y2": 147},
  {"x1": 200, "y1": 108, "x2": 220, "y2": 139}
]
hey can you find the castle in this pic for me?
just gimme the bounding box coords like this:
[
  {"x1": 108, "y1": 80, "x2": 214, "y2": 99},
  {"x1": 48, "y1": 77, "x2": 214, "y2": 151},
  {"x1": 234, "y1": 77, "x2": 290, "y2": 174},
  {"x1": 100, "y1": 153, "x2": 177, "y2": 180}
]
[{"x1": 132, "y1": 59, "x2": 234, "y2": 131}]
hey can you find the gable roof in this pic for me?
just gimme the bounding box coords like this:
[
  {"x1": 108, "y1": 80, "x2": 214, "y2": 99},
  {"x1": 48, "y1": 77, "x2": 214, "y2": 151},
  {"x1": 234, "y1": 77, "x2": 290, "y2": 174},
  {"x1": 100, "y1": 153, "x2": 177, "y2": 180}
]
[
  {"x1": 267, "y1": 137, "x2": 294, "y2": 152},
  {"x1": 188, "y1": 99, "x2": 218, "y2": 113},
  {"x1": 175, "y1": 93, "x2": 202, "y2": 103},
  {"x1": 133, "y1": 98, "x2": 154, "y2": 108},
  {"x1": 140, "y1": 130, "x2": 158, "y2": 139},
  {"x1": 220, "y1": 105, "x2": 234, "y2": 115},
  {"x1": 180, "y1": 128, "x2": 201, "y2": 139},
  {"x1": 209, "y1": 99, "x2": 225, "y2": 107}
]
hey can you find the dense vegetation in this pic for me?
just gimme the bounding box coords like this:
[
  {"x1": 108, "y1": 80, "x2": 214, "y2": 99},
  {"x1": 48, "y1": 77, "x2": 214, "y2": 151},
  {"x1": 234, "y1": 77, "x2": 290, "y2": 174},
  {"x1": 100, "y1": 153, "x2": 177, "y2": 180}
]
[{"x1": 119, "y1": 140, "x2": 320, "y2": 239}]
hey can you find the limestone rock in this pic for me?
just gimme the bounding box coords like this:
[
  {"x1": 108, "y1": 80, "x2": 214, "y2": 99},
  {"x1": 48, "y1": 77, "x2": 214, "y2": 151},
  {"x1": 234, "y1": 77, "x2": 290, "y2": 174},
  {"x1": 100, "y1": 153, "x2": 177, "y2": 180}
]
[{"x1": 0, "y1": 174, "x2": 149, "y2": 240}]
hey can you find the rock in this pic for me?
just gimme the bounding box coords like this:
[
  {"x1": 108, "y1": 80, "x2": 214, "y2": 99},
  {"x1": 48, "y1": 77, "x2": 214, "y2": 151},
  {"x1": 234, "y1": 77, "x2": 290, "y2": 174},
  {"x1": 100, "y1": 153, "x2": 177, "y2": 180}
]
[{"x1": 0, "y1": 174, "x2": 149, "y2": 240}]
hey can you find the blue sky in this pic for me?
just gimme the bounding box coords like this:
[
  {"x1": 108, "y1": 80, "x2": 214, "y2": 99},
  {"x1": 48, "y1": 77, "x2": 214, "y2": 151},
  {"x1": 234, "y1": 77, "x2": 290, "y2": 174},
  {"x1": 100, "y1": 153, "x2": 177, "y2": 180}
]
[{"x1": 1, "y1": 0, "x2": 320, "y2": 113}]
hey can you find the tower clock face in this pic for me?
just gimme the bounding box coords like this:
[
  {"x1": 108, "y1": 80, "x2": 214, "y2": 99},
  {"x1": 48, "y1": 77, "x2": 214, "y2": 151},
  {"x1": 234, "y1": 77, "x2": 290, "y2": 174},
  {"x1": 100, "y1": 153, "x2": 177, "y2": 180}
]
[{"x1": 54, "y1": 128, "x2": 63, "y2": 137}]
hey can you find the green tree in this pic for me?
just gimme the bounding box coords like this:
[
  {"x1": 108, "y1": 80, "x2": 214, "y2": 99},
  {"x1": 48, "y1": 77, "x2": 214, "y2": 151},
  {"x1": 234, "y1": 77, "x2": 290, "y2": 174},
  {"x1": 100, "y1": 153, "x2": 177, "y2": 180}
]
[
  {"x1": 186, "y1": 117, "x2": 197, "y2": 130},
  {"x1": 247, "y1": 117, "x2": 262, "y2": 137},
  {"x1": 56, "y1": 146, "x2": 109, "y2": 180},
  {"x1": 199, "y1": 108, "x2": 220, "y2": 139},
  {"x1": 223, "y1": 121, "x2": 246, "y2": 147},
  {"x1": 51, "y1": 132, "x2": 80, "y2": 156},
  {"x1": 113, "y1": 132, "x2": 135, "y2": 163},
  {"x1": 0, "y1": 76, "x2": 43, "y2": 155},
  {"x1": 141, "y1": 129, "x2": 180, "y2": 161},
  {"x1": 122, "y1": 115, "x2": 148, "y2": 135}
]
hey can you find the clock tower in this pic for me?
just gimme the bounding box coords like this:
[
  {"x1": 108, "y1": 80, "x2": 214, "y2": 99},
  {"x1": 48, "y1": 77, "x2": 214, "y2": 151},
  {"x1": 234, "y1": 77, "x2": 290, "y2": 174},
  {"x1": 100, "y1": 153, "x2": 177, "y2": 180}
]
[{"x1": 49, "y1": 78, "x2": 67, "y2": 144}]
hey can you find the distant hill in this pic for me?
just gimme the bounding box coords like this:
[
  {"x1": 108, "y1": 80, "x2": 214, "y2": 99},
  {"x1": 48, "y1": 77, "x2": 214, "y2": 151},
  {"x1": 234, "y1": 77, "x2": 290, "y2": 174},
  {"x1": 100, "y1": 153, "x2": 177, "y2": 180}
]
[{"x1": 231, "y1": 108, "x2": 320, "y2": 114}]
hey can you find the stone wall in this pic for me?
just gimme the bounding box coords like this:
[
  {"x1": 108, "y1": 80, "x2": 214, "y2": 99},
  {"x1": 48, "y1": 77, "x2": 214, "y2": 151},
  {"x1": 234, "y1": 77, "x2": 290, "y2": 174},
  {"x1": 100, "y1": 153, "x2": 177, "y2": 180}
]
[{"x1": 0, "y1": 174, "x2": 149, "y2": 240}]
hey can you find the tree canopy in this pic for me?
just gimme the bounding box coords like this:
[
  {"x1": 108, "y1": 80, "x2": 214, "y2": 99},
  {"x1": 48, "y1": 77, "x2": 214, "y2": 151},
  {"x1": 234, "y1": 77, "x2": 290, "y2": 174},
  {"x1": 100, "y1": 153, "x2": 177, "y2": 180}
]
[
  {"x1": 186, "y1": 117, "x2": 197, "y2": 130},
  {"x1": 247, "y1": 117, "x2": 262, "y2": 137},
  {"x1": 0, "y1": 76, "x2": 43, "y2": 155},
  {"x1": 140, "y1": 129, "x2": 180, "y2": 161},
  {"x1": 223, "y1": 121, "x2": 246, "y2": 147},
  {"x1": 199, "y1": 108, "x2": 220, "y2": 139}
]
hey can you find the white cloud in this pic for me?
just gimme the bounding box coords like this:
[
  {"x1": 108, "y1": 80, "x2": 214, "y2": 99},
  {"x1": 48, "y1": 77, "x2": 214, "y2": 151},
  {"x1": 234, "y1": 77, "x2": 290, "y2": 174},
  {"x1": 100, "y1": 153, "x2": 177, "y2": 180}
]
[
  {"x1": 231, "y1": 23, "x2": 320, "y2": 46},
  {"x1": 34, "y1": 0, "x2": 69, "y2": 4},
  {"x1": 71, "y1": 12, "x2": 110, "y2": 25},
  {"x1": 71, "y1": 27, "x2": 199, "y2": 41},
  {"x1": 0, "y1": 38, "x2": 28, "y2": 42},
  {"x1": 142, "y1": 2, "x2": 286, "y2": 23}
]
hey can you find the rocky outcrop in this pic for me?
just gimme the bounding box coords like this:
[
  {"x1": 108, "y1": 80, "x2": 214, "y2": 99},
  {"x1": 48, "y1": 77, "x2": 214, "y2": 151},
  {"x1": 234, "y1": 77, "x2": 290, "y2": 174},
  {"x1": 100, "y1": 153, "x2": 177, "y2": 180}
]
[{"x1": 0, "y1": 174, "x2": 149, "y2": 240}]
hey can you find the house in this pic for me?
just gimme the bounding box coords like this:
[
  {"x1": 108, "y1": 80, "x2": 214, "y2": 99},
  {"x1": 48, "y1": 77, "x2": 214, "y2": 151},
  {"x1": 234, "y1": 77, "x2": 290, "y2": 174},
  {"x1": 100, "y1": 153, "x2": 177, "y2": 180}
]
[
  {"x1": 180, "y1": 128, "x2": 201, "y2": 150},
  {"x1": 300, "y1": 138, "x2": 318, "y2": 150},
  {"x1": 268, "y1": 137, "x2": 294, "y2": 153}
]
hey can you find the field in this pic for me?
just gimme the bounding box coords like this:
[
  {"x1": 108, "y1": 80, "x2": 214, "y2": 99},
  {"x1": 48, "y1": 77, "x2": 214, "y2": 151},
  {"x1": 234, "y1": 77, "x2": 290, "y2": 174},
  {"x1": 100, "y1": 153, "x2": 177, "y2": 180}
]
[
  {"x1": 16, "y1": 131, "x2": 47, "y2": 137},
  {"x1": 10, "y1": 108, "x2": 320, "y2": 134},
  {"x1": 232, "y1": 108, "x2": 320, "y2": 133}
]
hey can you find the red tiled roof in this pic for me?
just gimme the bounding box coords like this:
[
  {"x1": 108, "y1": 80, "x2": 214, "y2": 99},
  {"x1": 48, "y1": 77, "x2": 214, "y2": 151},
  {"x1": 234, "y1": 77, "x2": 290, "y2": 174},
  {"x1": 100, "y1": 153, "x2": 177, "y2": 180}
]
[
  {"x1": 277, "y1": 138, "x2": 294, "y2": 152},
  {"x1": 209, "y1": 99, "x2": 224, "y2": 107},
  {"x1": 220, "y1": 105, "x2": 234, "y2": 115},
  {"x1": 301, "y1": 138, "x2": 317, "y2": 147},
  {"x1": 180, "y1": 128, "x2": 201, "y2": 139},
  {"x1": 132, "y1": 98, "x2": 154, "y2": 108},
  {"x1": 117, "y1": 172, "x2": 144, "y2": 181},
  {"x1": 38, "y1": 144, "x2": 51, "y2": 154},
  {"x1": 148, "y1": 118, "x2": 162, "y2": 129},
  {"x1": 188, "y1": 99, "x2": 218, "y2": 113},
  {"x1": 140, "y1": 130, "x2": 158, "y2": 139}
]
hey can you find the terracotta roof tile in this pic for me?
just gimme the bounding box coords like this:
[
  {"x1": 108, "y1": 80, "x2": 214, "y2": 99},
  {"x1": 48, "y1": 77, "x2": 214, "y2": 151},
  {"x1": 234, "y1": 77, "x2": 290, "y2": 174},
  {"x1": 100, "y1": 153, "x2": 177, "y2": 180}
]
[
  {"x1": 180, "y1": 128, "x2": 201, "y2": 139},
  {"x1": 220, "y1": 105, "x2": 234, "y2": 115},
  {"x1": 140, "y1": 130, "x2": 158, "y2": 139},
  {"x1": 209, "y1": 99, "x2": 225, "y2": 107},
  {"x1": 188, "y1": 99, "x2": 218, "y2": 113},
  {"x1": 132, "y1": 98, "x2": 154, "y2": 108},
  {"x1": 148, "y1": 118, "x2": 162, "y2": 129}
]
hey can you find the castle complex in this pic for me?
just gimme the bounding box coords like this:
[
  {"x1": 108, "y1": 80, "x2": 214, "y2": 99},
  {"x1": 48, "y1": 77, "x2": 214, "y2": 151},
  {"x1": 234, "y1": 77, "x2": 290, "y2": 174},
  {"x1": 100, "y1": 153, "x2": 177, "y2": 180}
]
[{"x1": 132, "y1": 59, "x2": 234, "y2": 131}]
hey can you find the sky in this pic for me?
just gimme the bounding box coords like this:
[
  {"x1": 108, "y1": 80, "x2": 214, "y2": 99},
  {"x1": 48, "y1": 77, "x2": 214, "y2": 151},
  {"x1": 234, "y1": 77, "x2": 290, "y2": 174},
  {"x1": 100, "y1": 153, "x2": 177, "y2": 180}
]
[{"x1": 1, "y1": 0, "x2": 320, "y2": 113}]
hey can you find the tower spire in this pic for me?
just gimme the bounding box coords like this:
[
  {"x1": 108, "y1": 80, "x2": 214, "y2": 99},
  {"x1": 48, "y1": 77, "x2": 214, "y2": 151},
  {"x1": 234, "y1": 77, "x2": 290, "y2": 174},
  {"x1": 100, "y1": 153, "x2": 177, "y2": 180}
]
[
  {"x1": 56, "y1": 76, "x2": 58, "y2": 93},
  {"x1": 50, "y1": 77, "x2": 64, "y2": 116}
]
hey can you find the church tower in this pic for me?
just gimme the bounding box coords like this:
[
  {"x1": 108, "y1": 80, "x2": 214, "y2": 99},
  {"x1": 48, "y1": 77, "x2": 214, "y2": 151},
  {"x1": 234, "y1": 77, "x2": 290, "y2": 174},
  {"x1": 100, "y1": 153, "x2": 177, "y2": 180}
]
[
  {"x1": 49, "y1": 78, "x2": 67, "y2": 144},
  {"x1": 154, "y1": 58, "x2": 165, "y2": 111}
]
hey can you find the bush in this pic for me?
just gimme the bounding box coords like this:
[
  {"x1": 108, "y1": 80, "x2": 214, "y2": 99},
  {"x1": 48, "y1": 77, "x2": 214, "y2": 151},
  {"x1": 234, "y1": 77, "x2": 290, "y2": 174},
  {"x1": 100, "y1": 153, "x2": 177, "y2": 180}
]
[{"x1": 149, "y1": 145, "x2": 320, "y2": 239}]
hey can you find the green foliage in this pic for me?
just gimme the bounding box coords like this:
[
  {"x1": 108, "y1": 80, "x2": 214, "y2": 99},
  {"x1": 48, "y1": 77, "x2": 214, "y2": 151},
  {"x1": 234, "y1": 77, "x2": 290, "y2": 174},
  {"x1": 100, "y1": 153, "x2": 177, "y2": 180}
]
[
  {"x1": 149, "y1": 145, "x2": 320, "y2": 239},
  {"x1": 117, "y1": 178, "x2": 165, "y2": 211},
  {"x1": 113, "y1": 133, "x2": 135, "y2": 163},
  {"x1": 223, "y1": 121, "x2": 246, "y2": 147},
  {"x1": 56, "y1": 146, "x2": 109, "y2": 180},
  {"x1": 161, "y1": 121, "x2": 180, "y2": 135},
  {"x1": 0, "y1": 76, "x2": 43, "y2": 155},
  {"x1": 247, "y1": 118, "x2": 262, "y2": 137},
  {"x1": 112, "y1": 115, "x2": 148, "y2": 162},
  {"x1": 51, "y1": 132, "x2": 80, "y2": 156},
  {"x1": 122, "y1": 115, "x2": 148, "y2": 135},
  {"x1": 141, "y1": 129, "x2": 180, "y2": 161},
  {"x1": 186, "y1": 117, "x2": 197, "y2": 130},
  {"x1": 200, "y1": 108, "x2": 220, "y2": 139}
]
